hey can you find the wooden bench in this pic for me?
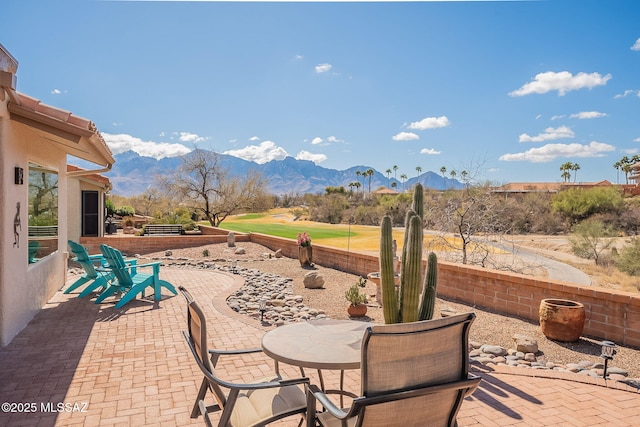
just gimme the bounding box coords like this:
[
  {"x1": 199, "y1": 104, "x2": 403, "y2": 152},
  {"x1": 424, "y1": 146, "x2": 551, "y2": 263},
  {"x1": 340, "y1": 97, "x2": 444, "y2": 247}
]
[
  {"x1": 143, "y1": 224, "x2": 183, "y2": 236},
  {"x1": 28, "y1": 226, "x2": 58, "y2": 237}
]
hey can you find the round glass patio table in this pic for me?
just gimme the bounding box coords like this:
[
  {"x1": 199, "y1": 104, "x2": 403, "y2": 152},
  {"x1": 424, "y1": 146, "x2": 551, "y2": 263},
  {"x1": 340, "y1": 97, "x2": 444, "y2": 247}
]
[
  {"x1": 262, "y1": 319, "x2": 373, "y2": 370},
  {"x1": 262, "y1": 319, "x2": 373, "y2": 401}
]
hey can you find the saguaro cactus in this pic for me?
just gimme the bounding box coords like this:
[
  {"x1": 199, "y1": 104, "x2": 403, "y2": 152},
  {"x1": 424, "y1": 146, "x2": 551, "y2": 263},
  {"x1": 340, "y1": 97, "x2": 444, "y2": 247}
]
[{"x1": 380, "y1": 183, "x2": 439, "y2": 323}]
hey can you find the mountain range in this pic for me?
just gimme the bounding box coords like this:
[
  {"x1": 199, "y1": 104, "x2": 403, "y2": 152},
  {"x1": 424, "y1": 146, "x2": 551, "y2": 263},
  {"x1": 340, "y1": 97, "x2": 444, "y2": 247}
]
[{"x1": 103, "y1": 150, "x2": 463, "y2": 196}]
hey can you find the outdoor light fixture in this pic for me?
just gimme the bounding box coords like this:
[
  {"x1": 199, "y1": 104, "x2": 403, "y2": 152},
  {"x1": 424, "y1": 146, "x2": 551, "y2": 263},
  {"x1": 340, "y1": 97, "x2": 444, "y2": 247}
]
[
  {"x1": 259, "y1": 298, "x2": 268, "y2": 323},
  {"x1": 600, "y1": 340, "x2": 617, "y2": 378}
]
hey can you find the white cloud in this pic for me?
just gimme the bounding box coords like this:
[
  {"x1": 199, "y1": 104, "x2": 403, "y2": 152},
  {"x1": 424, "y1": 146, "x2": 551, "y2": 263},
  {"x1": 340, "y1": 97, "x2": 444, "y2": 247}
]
[
  {"x1": 315, "y1": 63, "x2": 332, "y2": 74},
  {"x1": 614, "y1": 89, "x2": 640, "y2": 98},
  {"x1": 102, "y1": 133, "x2": 191, "y2": 159},
  {"x1": 392, "y1": 132, "x2": 420, "y2": 141},
  {"x1": 407, "y1": 116, "x2": 450, "y2": 130},
  {"x1": 327, "y1": 136, "x2": 344, "y2": 143},
  {"x1": 296, "y1": 150, "x2": 327, "y2": 164},
  {"x1": 519, "y1": 126, "x2": 574, "y2": 143},
  {"x1": 249, "y1": 136, "x2": 260, "y2": 141},
  {"x1": 177, "y1": 131, "x2": 207, "y2": 143},
  {"x1": 569, "y1": 111, "x2": 607, "y2": 119},
  {"x1": 631, "y1": 38, "x2": 640, "y2": 51},
  {"x1": 509, "y1": 71, "x2": 611, "y2": 96},
  {"x1": 550, "y1": 115, "x2": 565, "y2": 121},
  {"x1": 311, "y1": 137, "x2": 324, "y2": 145},
  {"x1": 51, "y1": 89, "x2": 62, "y2": 95},
  {"x1": 499, "y1": 141, "x2": 615, "y2": 163},
  {"x1": 420, "y1": 148, "x2": 441, "y2": 155},
  {"x1": 634, "y1": 137, "x2": 640, "y2": 143},
  {"x1": 622, "y1": 148, "x2": 639, "y2": 154},
  {"x1": 294, "y1": 54, "x2": 304, "y2": 61},
  {"x1": 223, "y1": 141, "x2": 288, "y2": 164}
]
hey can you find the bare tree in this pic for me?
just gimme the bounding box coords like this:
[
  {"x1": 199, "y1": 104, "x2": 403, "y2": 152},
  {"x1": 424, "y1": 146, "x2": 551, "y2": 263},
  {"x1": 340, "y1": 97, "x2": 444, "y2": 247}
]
[{"x1": 161, "y1": 150, "x2": 268, "y2": 226}]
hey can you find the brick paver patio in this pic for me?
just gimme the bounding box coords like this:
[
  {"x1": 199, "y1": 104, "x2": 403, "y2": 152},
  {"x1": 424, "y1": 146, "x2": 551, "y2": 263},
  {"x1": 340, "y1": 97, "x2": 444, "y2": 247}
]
[{"x1": 0, "y1": 268, "x2": 638, "y2": 426}]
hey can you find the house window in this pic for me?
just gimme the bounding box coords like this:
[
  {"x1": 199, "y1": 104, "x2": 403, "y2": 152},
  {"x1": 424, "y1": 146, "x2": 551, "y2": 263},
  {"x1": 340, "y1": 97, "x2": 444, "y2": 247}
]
[{"x1": 28, "y1": 163, "x2": 58, "y2": 263}]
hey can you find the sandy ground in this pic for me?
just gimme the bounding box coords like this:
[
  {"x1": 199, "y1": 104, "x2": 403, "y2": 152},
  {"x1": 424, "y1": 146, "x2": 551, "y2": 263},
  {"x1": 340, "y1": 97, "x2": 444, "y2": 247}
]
[{"x1": 139, "y1": 240, "x2": 640, "y2": 380}]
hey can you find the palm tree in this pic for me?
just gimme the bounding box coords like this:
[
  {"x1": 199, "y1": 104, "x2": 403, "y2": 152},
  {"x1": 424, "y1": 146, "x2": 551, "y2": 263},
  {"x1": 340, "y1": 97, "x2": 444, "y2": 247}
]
[
  {"x1": 366, "y1": 168, "x2": 374, "y2": 193},
  {"x1": 613, "y1": 160, "x2": 622, "y2": 184},
  {"x1": 385, "y1": 168, "x2": 392, "y2": 188},
  {"x1": 560, "y1": 161, "x2": 573, "y2": 183},
  {"x1": 391, "y1": 181, "x2": 397, "y2": 191},
  {"x1": 393, "y1": 165, "x2": 398, "y2": 181},
  {"x1": 440, "y1": 166, "x2": 447, "y2": 180},
  {"x1": 415, "y1": 166, "x2": 422, "y2": 178},
  {"x1": 400, "y1": 173, "x2": 407, "y2": 192},
  {"x1": 460, "y1": 170, "x2": 469, "y2": 188},
  {"x1": 571, "y1": 163, "x2": 581, "y2": 182},
  {"x1": 449, "y1": 170, "x2": 457, "y2": 181}
]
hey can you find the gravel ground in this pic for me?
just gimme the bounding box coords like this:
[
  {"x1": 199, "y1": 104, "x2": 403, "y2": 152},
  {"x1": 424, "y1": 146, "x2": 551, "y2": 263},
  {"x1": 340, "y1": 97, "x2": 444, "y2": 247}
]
[{"x1": 141, "y1": 241, "x2": 640, "y2": 380}]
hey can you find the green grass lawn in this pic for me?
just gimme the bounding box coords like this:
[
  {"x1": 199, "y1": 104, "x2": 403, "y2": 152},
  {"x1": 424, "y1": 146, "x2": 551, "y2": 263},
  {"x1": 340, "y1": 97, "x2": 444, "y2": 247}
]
[{"x1": 215, "y1": 218, "x2": 356, "y2": 241}]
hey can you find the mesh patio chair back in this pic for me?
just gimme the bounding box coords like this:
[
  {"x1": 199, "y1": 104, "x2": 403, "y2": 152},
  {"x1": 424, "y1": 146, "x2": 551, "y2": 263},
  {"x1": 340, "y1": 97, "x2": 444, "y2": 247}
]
[
  {"x1": 309, "y1": 312, "x2": 480, "y2": 427},
  {"x1": 179, "y1": 286, "x2": 308, "y2": 427}
]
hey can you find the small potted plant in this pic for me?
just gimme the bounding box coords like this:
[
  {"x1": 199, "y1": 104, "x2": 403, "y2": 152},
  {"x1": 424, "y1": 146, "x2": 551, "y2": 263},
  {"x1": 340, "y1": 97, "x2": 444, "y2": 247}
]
[
  {"x1": 345, "y1": 280, "x2": 368, "y2": 318},
  {"x1": 297, "y1": 231, "x2": 313, "y2": 266}
]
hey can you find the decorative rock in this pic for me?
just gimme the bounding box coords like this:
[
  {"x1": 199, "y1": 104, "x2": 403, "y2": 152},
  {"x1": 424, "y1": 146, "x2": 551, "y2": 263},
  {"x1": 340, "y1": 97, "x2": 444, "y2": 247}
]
[
  {"x1": 274, "y1": 249, "x2": 283, "y2": 258},
  {"x1": 234, "y1": 247, "x2": 246, "y2": 255},
  {"x1": 303, "y1": 271, "x2": 325, "y2": 289},
  {"x1": 165, "y1": 250, "x2": 173, "y2": 256},
  {"x1": 513, "y1": 334, "x2": 538, "y2": 353},
  {"x1": 227, "y1": 232, "x2": 236, "y2": 247},
  {"x1": 480, "y1": 345, "x2": 507, "y2": 356}
]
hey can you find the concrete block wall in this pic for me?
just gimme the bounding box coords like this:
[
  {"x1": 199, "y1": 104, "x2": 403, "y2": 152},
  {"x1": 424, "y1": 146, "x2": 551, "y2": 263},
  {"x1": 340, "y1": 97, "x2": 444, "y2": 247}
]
[{"x1": 80, "y1": 230, "x2": 640, "y2": 347}]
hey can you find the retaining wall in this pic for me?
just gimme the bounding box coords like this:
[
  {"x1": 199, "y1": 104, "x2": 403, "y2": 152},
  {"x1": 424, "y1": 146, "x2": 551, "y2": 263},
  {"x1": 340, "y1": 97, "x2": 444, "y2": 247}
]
[{"x1": 80, "y1": 231, "x2": 640, "y2": 347}]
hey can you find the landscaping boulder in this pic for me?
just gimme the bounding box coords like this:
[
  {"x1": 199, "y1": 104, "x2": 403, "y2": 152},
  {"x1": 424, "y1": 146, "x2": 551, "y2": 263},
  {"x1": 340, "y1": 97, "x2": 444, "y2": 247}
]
[
  {"x1": 513, "y1": 334, "x2": 539, "y2": 353},
  {"x1": 227, "y1": 232, "x2": 236, "y2": 247},
  {"x1": 303, "y1": 271, "x2": 325, "y2": 289}
]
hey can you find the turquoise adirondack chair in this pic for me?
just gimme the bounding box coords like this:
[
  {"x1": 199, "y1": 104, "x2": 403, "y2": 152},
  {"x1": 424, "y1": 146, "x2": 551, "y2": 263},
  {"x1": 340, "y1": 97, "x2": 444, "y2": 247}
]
[
  {"x1": 65, "y1": 240, "x2": 111, "y2": 296},
  {"x1": 97, "y1": 244, "x2": 177, "y2": 309}
]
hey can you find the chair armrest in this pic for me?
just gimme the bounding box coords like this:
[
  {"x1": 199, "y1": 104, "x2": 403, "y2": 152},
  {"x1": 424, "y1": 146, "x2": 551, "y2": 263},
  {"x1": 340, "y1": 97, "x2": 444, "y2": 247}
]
[{"x1": 307, "y1": 384, "x2": 352, "y2": 420}]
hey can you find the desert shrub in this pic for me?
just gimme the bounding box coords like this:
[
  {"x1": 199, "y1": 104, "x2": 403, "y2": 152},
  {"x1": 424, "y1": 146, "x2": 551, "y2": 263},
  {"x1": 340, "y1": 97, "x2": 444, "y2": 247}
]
[
  {"x1": 615, "y1": 238, "x2": 640, "y2": 276},
  {"x1": 569, "y1": 219, "x2": 617, "y2": 265},
  {"x1": 114, "y1": 205, "x2": 135, "y2": 217},
  {"x1": 552, "y1": 187, "x2": 623, "y2": 224}
]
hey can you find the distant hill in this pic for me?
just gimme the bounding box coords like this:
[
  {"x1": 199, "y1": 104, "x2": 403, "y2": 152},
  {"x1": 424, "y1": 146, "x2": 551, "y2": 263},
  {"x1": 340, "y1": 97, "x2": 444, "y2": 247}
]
[{"x1": 103, "y1": 150, "x2": 463, "y2": 196}]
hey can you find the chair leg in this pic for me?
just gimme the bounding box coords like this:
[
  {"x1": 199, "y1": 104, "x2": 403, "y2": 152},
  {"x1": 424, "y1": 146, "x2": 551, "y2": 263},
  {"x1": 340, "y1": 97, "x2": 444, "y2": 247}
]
[
  {"x1": 191, "y1": 377, "x2": 210, "y2": 418},
  {"x1": 159, "y1": 279, "x2": 178, "y2": 295},
  {"x1": 114, "y1": 282, "x2": 148, "y2": 308},
  {"x1": 64, "y1": 276, "x2": 91, "y2": 294},
  {"x1": 78, "y1": 276, "x2": 109, "y2": 298},
  {"x1": 94, "y1": 285, "x2": 123, "y2": 304}
]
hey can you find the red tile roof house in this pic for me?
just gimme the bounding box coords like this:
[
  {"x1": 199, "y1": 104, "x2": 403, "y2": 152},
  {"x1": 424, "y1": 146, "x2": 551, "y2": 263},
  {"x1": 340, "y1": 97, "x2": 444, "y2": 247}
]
[{"x1": 0, "y1": 44, "x2": 114, "y2": 346}]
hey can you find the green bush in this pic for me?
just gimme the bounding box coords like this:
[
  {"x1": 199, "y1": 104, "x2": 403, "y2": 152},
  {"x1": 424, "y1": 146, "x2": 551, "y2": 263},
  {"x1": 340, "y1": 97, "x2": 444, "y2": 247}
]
[
  {"x1": 114, "y1": 205, "x2": 135, "y2": 217},
  {"x1": 615, "y1": 238, "x2": 640, "y2": 276},
  {"x1": 552, "y1": 187, "x2": 623, "y2": 224}
]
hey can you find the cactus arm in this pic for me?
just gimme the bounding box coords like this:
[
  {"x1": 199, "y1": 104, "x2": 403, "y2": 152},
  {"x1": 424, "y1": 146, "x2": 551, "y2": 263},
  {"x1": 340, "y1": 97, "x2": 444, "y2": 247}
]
[
  {"x1": 418, "y1": 252, "x2": 438, "y2": 321},
  {"x1": 400, "y1": 215, "x2": 423, "y2": 323},
  {"x1": 380, "y1": 216, "x2": 398, "y2": 324},
  {"x1": 412, "y1": 183, "x2": 424, "y2": 221}
]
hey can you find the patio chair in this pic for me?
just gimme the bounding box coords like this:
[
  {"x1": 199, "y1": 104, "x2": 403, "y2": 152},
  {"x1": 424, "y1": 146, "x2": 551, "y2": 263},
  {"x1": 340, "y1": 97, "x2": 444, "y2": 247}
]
[
  {"x1": 96, "y1": 244, "x2": 177, "y2": 308},
  {"x1": 179, "y1": 286, "x2": 309, "y2": 427},
  {"x1": 306, "y1": 312, "x2": 481, "y2": 427},
  {"x1": 65, "y1": 240, "x2": 110, "y2": 296}
]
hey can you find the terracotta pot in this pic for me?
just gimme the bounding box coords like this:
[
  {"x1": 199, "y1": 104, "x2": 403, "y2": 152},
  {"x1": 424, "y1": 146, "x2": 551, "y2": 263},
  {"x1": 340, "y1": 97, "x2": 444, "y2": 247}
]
[
  {"x1": 298, "y1": 246, "x2": 313, "y2": 266},
  {"x1": 539, "y1": 298, "x2": 586, "y2": 342},
  {"x1": 347, "y1": 303, "x2": 367, "y2": 318}
]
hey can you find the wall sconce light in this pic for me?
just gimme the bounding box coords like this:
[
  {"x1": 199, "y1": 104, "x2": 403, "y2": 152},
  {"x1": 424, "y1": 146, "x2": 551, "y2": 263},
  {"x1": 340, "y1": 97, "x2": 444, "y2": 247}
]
[
  {"x1": 600, "y1": 340, "x2": 617, "y2": 378},
  {"x1": 14, "y1": 166, "x2": 23, "y2": 185}
]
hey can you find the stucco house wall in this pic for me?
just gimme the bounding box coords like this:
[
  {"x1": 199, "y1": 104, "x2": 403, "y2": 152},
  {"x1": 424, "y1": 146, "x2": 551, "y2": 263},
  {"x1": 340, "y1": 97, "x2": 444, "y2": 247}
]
[{"x1": 0, "y1": 44, "x2": 114, "y2": 346}]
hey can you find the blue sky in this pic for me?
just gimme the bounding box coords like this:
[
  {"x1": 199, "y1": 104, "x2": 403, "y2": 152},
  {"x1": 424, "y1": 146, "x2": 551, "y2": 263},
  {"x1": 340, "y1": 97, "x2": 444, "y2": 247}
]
[{"x1": 3, "y1": 0, "x2": 640, "y2": 185}]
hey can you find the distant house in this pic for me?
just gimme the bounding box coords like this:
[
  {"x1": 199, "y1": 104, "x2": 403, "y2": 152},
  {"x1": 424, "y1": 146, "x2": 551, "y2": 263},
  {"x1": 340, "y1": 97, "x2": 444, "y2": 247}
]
[
  {"x1": 0, "y1": 44, "x2": 114, "y2": 346},
  {"x1": 491, "y1": 180, "x2": 614, "y2": 196},
  {"x1": 374, "y1": 187, "x2": 400, "y2": 196},
  {"x1": 630, "y1": 162, "x2": 640, "y2": 184}
]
